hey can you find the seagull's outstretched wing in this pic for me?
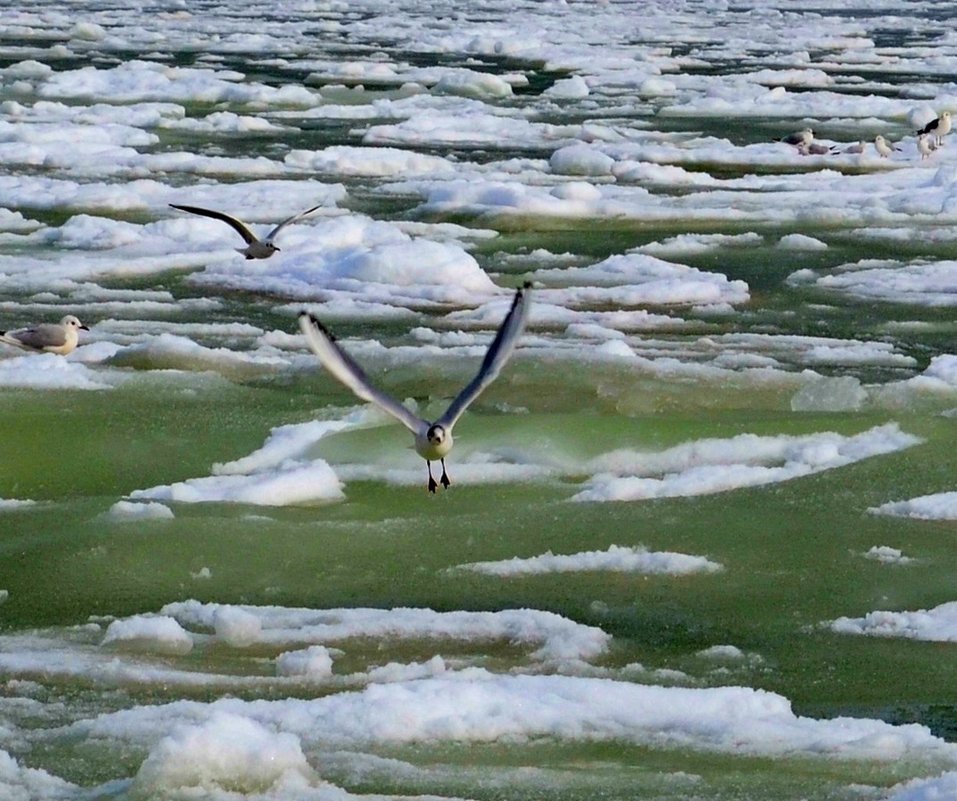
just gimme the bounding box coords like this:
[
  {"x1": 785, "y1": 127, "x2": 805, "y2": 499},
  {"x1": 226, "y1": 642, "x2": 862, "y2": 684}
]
[
  {"x1": 299, "y1": 312, "x2": 425, "y2": 435},
  {"x1": 265, "y1": 205, "x2": 322, "y2": 243},
  {"x1": 435, "y1": 282, "x2": 531, "y2": 430},
  {"x1": 169, "y1": 204, "x2": 258, "y2": 244}
]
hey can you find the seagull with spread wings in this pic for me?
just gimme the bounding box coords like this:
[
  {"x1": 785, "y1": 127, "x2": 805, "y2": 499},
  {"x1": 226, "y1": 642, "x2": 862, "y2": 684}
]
[
  {"x1": 169, "y1": 203, "x2": 321, "y2": 259},
  {"x1": 299, "y1": 283, "x2": 532, "y2": 493}
]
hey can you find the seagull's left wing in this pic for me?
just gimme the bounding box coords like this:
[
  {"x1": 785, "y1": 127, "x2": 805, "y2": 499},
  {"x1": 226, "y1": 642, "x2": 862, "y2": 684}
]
[
  {"x1": 11, "y1": 323, "x2": 68, "y2": 349},
  {"x1": 435, "y1": 282, "x2": 531, "y2": 430},
  {"x1": 266, "y1": 205, "x2": 322, "y2": 242},
  {"x1": 299, "y1": 312, "x2": 425, "y2": 435}
]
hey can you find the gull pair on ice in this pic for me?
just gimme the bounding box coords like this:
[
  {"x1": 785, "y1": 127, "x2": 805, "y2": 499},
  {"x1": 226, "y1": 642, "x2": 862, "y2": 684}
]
[
  {"x1": 299, "y1": 283, "x2": 532, "y2": 493},
  {"x1": 0, "y1": 315, "x2": 88, "y2": 356},
  {"x1": 169, "y1": 203, "x2": 321, "y2": 260}
]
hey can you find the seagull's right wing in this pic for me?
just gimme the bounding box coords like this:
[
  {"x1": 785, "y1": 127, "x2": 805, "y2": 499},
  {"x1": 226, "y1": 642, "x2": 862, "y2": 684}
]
[
  {"x1": 298, "y1": 312, "x2": 425, "y2": 435},
  {"x1": 435, "y1": 282, "x2": 531, "y2": 430},
  {"x1": 266, "y1": 205, "x2": 322, "y2": 242},
  {"x1": 169, "y1": 204, "x2": 258, "y2": 245}
]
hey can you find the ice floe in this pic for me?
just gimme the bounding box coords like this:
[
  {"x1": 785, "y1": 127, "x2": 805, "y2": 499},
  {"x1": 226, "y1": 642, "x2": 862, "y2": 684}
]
[
  {"x1": 452, "y1": 544, "x2": 722, "y2": 577},
  {"x1": 830, "y1": 601, "x2": 957, "y2": 642}
]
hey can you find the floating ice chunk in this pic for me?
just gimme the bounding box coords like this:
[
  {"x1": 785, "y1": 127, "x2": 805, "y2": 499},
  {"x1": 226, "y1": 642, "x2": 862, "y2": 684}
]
[
  {"x1": 107, "y1": 333, "x2": 288, "y2": 378},
  {"x1": 285, "y1": 145, "x2": 454, "y2": 177},
  {"x1": 887, "y1": 770, "x2": 957, "y2": 801},
  {"x1": 0, "y1": 353, "x2": 113, "y2": 391},
  {"x1": 830, "y1": 601, "x2": 957, "y2": 642},
  {"x1": 638, "y1": 233, "x2": 764, "y2": 257},
  {"x1": 106, "y1": 500, "x2": 175, "y2": 521},
  {"x1": 573, "y1": 424, "x2": 921, "y2": 503},
  {"x1": 102, "y1": 615, "x2": 194, "y2": 656},
  {"x1": 0, "y1": 749, "x2": 78, "y2": 801},
  {"x1": 869, "y1": 491, "x2": 957, "y2": 520},
  {"x1": 453, "y1": 544, "x2": 722, "y2": 577},
  {"x1": 133, "y1": 713, "x2": 313, "y2": 796},
  {"x1": 276, "y1": 646, "x2": 335, "y2": 679},
  {"x1": 214, "y1": 606, "x2": 262, "y2": 648},
  {"x1": 696, "y1": 645, "x2": 746, "y2": 662},
  {"x1": 213, "y1": 412, "x2": 373, "y2": 476},
  {"x1": 549, "y1": 145, "x2": 615, "y2": 176},
  {"x1": 69, "y1": 22, "x2": 106, "y2": 41},
  {"x1": 0, "y1": 499, "x2": 36, "y2": 511},
  {"x1": 130, "y1": 459, "x2": 345, "y2": 507},
  {"x1": 433, "y1": 70, "x2": 513, "y2": 99},
  {"x1": 162, "y1": 601, "x2": 611, "y2": 663},
  {"x1": 75, "y1": 672, "x2": 957, "y2": 761},
  {"x1": 777, "y1": 233, "x2": 827, "y2": 251},
  {"x1": 639, "y1": 77, "x2": 676, "y2": 96},
  {"x1": 544, "y1": 75, "x2": 590, "y2": 98},
  {"x1": 863, "y1": 546, "x2": 913, "y2": 565},
  {"x1": 790, "y1": 376, "x2": 866, "y2": 412}
]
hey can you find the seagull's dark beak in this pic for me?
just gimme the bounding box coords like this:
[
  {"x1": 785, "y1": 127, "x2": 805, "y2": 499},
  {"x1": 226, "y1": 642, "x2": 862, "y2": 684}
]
[
  {"x1": 80, "y1": 325, "x2": 90, "y2": 331},
  {"x1": 274, "y1": 246, "x2": 281, "y2": 252}
]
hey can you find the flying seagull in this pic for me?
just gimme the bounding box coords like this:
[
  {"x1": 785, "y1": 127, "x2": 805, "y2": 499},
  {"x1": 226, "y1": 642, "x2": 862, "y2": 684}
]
[
  {"x1": 916, "y1": 111, "x2": 951, "y2": 146},
  {"x1": 0, "y1": 315, "x2": 88, "y2": 355},
  {"x1": 169, "y1": 203, "x2": 321, "y2": 259},
  {"x1": 299, "y1": 283, "x2": 532, "y2": 493}
]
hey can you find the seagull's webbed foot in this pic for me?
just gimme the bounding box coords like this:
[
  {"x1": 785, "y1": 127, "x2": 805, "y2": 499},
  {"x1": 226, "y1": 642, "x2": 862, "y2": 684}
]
[
  {"x1": 427, "y1": 461, "x2": 437, "y2": 494},
  {"x1": 440, "y1": 458, "x2": 451, "y2": 489}
]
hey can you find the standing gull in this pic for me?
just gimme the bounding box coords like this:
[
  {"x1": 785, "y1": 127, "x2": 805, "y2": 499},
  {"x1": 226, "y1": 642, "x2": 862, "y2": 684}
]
[
  {"x1": 916, "y1": 111, "x2": 951, "y2": 146},
  {"x1": 918, "y1": 134, "x2": 935, "y2": 160},
  {"x1": 169, "y1": 203, "x2": 321, "y2": 259},
  {"x1": 299, "y1": 283, "x2": 532, "y2": 493},
  {"x1": 0, "y1": 315, "x2": 88, "y2": 355},
  {"x1": 874, "y1": 135, "x2": 900, "y2": 158}
]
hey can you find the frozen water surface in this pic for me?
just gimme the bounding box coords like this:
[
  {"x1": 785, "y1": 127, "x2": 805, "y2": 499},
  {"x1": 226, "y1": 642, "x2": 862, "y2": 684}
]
[{"x1": 4, "y1": 1, "x2": 957, "y2": 799}]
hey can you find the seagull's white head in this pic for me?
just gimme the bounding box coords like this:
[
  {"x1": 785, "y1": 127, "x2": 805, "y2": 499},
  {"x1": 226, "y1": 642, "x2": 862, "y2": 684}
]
[
  {"x1": 60, "y1": 315, "x2": 89, "y2": 331},
  {"x1": 944, "y1": 112, "x2": 952, "y2": 121},
  {"x1": 427, "y1": 424, "x2": 447, "y2": 446}
]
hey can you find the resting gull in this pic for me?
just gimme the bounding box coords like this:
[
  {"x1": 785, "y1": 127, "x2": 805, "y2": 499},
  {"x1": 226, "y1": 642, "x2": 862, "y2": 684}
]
[{"x1": 0, "y1": 315, "x2": 88, "y2": 355}]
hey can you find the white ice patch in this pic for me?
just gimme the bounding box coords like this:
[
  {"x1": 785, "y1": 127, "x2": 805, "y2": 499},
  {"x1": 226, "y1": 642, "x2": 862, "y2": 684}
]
[
  {"x1": 777, "y1": 233, "x2": 828, "y2": 251},
  {"x1": 105, "y1": 500, "x2": 174, "y2": 521},
  {"x1": 275, "y1": 646, "x2": 335, "y2": 680},
  {"x1": 807, "y1": 261, "x2": 957, "y2": 307},
  {"x1": 133, "y1": 712, "x2": 314, "y2": 796},
  {"x1": 453, "y1": 544, "x2": 722, "y2": 577},
  {"x1": 106, "y1": 333, "x2": 289, "y2": 379},
  {"x1": 70, "y1": 672, "x2": 957, "y2": 762},
  {"x1": 863, "y1": 546, "x2": 914, "y2": 565},
  {"x1": 0, "y1": 749, "x2": 78, "y2": 801},
  {"x1": 530, "y1": 252, "x2": 749, "y2": 308},
  {"x1": 830, "y1": 601, "x2": 957, "y2": 643},
  {"x1": 887, "y1": 771, "x2": 957, "y2": 801},
  {"x1": 192, "y1": 213, "x2": 497, "y2": 306},
  {"x1": 129, "y1": 460, "x2": 345, "y2": 507},
  {"x1": 572, "y1": 424, "x2": 920, "y2": 503},
  {"x1": 162, "y1": 601, "x2": 610, "y2": 664},
  {"x1": 0, "y1": 353, "x2": 113, "y2": 390},
  {"x1": 102, "y1": 615, "x2": 194, "y2": 656},
  {"x1": 869, "y1": 491, "x2": 957, "y2": 520},
  {"x1": 129, "y1": 411, "x2": 375, "y2": 507},
  {"x1": 0, "y1": 498, "x2": 37, "y2": 511}
]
